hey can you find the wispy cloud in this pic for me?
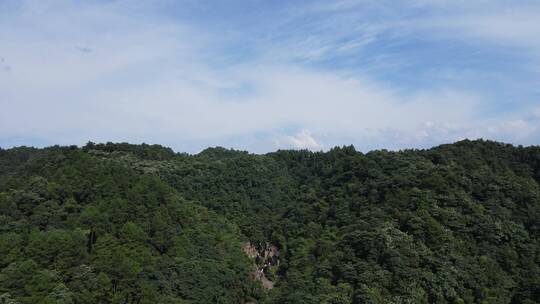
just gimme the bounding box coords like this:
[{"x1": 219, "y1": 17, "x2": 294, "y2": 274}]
[
  {"x1": 417, "y1": 5, "x2": 540, "y2": 53},
  {"x1": 277, "y1": 129, "x2": 323, "y2": 150},
  {"x1": 0, "y1": 0, "x2": 538, "y2": 152}
]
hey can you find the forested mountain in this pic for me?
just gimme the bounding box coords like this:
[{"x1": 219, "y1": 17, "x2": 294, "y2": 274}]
[{"x1": 0, "y1": 140, "x2": 539, "y2": 303}]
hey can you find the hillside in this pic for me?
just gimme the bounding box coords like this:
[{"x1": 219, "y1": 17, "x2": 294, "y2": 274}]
[{"x1": 0, "y1": 140, "x2": 539, "y2": 303}]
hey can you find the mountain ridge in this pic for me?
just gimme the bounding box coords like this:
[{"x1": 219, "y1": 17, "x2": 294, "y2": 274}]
[{"x1": 0, "y1": 139, "x2": 538, "y2": 303}]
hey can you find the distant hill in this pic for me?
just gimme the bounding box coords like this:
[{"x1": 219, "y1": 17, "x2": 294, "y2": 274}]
[{"x1": 0, "y1": 139, "x2": 538, "y2": 303}]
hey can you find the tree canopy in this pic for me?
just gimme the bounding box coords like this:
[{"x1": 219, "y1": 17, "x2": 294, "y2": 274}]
[{"x1": 0, "y1": 139, "x2": 538, "y2": 303}]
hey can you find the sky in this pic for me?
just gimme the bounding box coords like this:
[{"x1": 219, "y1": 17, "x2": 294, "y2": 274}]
[{"x1": 1, "y1": 0, "x2": 539, "y2": 153}]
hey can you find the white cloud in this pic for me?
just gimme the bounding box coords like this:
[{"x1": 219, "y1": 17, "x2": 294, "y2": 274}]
[
  {"x1": 0, "y1": 1, "x2": 538, "y2": 152},
  {"x1": 308, "y1": 0, "x2": 540, "y2": 58},
  {"x1": 278, "y1": 129, "x2": 323, "y2": 150}
]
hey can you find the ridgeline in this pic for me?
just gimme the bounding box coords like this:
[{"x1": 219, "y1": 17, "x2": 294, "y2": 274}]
[{"x1": 0, "y1": 140, "x2": 539, "y2": 303}]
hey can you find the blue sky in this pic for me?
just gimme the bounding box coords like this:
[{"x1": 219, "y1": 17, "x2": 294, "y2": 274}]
[{"x1": 1, "y1": 0, "x2": 539, "y2": 153}]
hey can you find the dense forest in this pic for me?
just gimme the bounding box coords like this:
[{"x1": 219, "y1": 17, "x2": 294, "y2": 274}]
[{"x1": 0, "y1": 140, "x2": 538, "y2": 303}]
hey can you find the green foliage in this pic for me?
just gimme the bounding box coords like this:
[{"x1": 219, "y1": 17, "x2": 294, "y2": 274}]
[
  {"x1": 0, "y1": 147, "x2": 258, "y2": 303},
  {"x1": 0, "y1": 139, "x2": 539, "y2": 303}
]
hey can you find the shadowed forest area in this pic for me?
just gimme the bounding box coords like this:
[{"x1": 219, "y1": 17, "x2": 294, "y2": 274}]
[{"x1": 0, "y1": 140, "x2": 539, "y2": 303}]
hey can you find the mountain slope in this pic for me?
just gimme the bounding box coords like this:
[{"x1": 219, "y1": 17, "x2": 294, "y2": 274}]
[{"x1": 0, "y1": 140, "x2": 539, "y2": 303}]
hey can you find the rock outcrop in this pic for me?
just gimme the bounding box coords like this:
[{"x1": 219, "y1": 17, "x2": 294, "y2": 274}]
[{"x1": 242, "y1": 242, "x2": 279, "y2": 290}]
